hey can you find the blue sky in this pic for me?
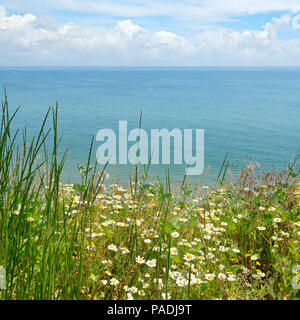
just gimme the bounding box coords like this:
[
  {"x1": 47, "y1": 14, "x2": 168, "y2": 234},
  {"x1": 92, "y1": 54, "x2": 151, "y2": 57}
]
[{"x1": 1, "y1": 0, "x2": 300, "y2": 65}]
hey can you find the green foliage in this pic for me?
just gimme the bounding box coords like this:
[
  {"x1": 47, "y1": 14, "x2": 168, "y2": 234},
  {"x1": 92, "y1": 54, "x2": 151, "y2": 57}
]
[{"x1": 0, "y1": 94, "x2": 299, "y2": 300}]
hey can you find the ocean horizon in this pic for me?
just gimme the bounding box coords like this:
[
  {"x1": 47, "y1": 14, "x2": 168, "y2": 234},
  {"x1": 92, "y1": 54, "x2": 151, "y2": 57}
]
[{"x1": 1, "y1": 66, "x2": 299, "y2": 185}]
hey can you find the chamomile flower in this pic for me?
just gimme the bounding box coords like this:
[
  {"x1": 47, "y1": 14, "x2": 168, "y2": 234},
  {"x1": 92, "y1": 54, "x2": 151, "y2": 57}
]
[
  {"x1": 121, "y1": 247, "x2": 129, "y2": 254},
  {"x1": 162, "y1": 292, "x2": 171, "y2": 300},
  {"x1": 205, "y1": 273, "x2": 216, "y2": 281},
  {"x1": 146, "y1": 259, "x2": 157, "y2": 268},
  {"x1": 110, "y1": 278, "x2": 119, "y2": 286},
  {"x1": 136, "y1": 256, "x2": 145, "y2": 264},
  {"x1": 170, "y1": 247, "x2": 178, "y2": 255},
  {"x1": 87, "y1": 242, "x2": 95, "y2": 250},
  {"x1": 138, "y1": 290, "x2": 145, "y2": 296},
  {"x1": 130, "y1": 286, "x2": 138, "y2": 293},
  {"x1": 107, "y1": 244, "x2": 118, "y2": 252},
  {"x1": 184, "y1": 253, "x2": 196, "y2": 261},
  {"x1": 176, "y1": 278, "x2": 187, "y2": 287},
  {"x1": 257, "y1": 271, "x2": 265, "y2": 278},
  {"x1": 127, "y1": 293, "x2": 134, "y2": 300},
  {"x1": 218, "y1": 273, "x2": 226, "y2": 280},
  {"x1": 192, "y1": 278, "x2": 203, "y2": 285},
  {"x1": 90, "y1": 274, "x2": 96, "y2": 281},
  {"x1": 227, "y1": 275, "x2": 236, "y2": 282},
  {"x1": 206, "y1": 252, "x2": 215, "y2": 259},
  {"x1": 171, "y1": 232, "x2": 179, "y2": 238},
  {"x1": 257, "y1": 226, "x2": 266, "y2": 231}
]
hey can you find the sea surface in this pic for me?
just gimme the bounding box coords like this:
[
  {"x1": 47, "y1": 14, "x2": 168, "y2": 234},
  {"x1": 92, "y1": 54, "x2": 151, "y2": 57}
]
[{"x1": 0, "y1": 67, "x2": 299, "y2": 186}]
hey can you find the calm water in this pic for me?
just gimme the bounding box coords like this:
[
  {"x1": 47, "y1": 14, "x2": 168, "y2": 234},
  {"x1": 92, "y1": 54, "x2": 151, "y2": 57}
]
[{"x1": 0, "y1": 67, "x2": 299, "y2": 185}]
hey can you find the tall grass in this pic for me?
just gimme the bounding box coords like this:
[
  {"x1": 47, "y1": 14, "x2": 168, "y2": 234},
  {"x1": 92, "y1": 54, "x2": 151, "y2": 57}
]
[
  {"x1": 0, "y1": 94, "x2": 299, "y2": 300},
  {"x1": 0, "y1": 93, "x2": 106, "y2": 299}
]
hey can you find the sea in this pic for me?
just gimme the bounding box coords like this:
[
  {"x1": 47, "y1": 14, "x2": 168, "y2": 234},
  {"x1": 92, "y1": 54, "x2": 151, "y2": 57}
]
[{"x1": 0, "y1": 67, "x2": 299, "y2": 186}]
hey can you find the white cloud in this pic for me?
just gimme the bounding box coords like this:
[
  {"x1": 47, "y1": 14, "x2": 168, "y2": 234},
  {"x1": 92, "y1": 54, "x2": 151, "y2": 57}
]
[
  {"x1": 23, "y1": 0, "x2": 300, "y2": 21},
  {"x1": 0, "y1": 8, "x2": 300, "y2": 66},
  {"x1": 292, "y1": 14, "x2": 300, "y2": 29},
  {"x1": 263, "y1": 14, "x2": 292, "y2": 39},
  {"x1": 3, "y1": 0, "x2": 300, "y2": 23},
  {"x1": 0, "y1": 5, "x2": 6, "y2": 18}
]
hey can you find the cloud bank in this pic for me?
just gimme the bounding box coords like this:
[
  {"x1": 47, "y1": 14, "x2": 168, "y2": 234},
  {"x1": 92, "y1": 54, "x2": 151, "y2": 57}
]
[
  {"x1": 4, "y1": 0, "x2": 300, "y2": 22},
  {"x1": 1, "y1": 5, "x2": 300, "y2": 66}
]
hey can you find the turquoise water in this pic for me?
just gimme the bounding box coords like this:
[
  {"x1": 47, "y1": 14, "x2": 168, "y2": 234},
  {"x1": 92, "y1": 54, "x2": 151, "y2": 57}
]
[{"x1": 0, "y1": 67, "x2": 299, "y2": 185}]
